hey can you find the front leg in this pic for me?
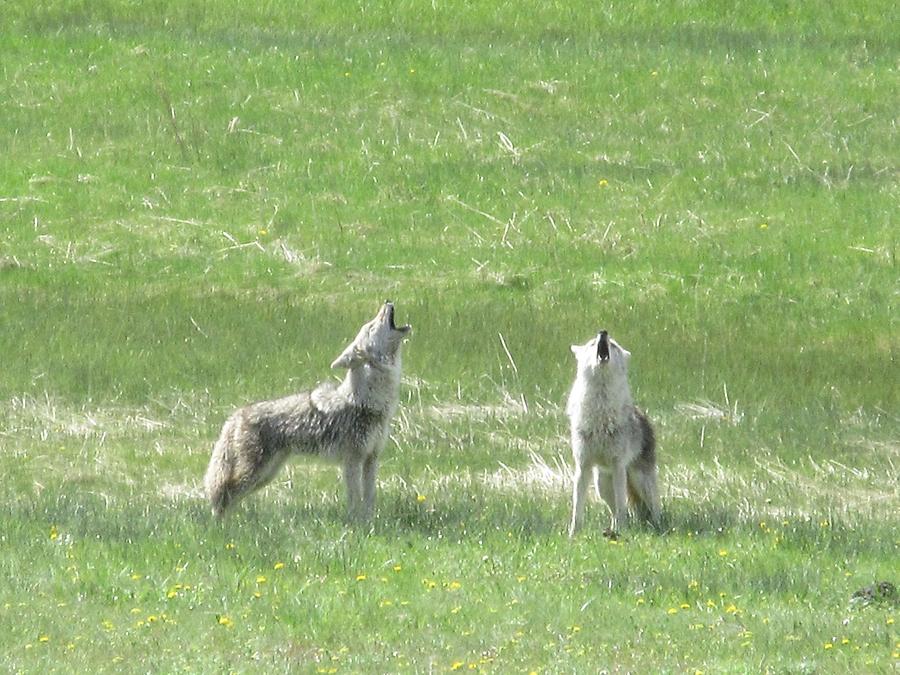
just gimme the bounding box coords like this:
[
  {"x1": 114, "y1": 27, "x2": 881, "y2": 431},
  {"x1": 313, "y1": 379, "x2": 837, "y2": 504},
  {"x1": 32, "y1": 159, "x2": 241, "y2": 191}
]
[
  {"x1": 361, "y1": 453, "x2": 379, "y2": 522},
  {"x1": 342, "y1": 457, "x2": 363, "y2": 521},
  {"x1": 569, "y1": 464, "x2": 592, "y2": 538}
]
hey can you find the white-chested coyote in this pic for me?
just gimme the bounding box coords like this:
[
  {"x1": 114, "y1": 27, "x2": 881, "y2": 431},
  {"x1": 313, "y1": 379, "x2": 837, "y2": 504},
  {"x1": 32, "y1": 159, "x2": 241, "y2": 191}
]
[{"x1": 567, "y1": 330, "x2": 660, "y2": 537}]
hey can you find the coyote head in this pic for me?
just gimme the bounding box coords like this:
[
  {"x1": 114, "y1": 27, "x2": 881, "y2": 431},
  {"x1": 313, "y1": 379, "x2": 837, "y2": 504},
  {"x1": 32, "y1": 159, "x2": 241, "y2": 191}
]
[
  {"x1": 331, "y1": 301, "x2": 411, "y2": 369},
  {"x1": 570, "y1": 330, "x2": 631, "y2": 380}
]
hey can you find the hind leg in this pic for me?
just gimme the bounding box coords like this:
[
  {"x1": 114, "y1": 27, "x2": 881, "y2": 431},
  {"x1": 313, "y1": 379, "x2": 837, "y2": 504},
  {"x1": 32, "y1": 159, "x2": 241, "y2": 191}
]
[
  {"x1": 609, "y1": 461, "x2": 630, "y2": 534},
  {"x1": 593, "y1": 467, "x2": 615, "y2": 510},
  {"x1": 223, "y1": 446, "x2": 290, "y2": 514}
]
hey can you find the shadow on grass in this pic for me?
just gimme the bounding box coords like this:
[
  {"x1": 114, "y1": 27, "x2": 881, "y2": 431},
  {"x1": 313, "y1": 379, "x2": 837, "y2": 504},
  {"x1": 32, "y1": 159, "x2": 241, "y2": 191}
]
[{"x1": 9, "y1": 485, "x2": 894, "y2": 560}]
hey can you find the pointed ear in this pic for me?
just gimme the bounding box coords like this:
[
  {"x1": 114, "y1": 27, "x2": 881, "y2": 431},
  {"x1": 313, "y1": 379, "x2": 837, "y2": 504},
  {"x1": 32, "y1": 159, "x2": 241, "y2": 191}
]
[
  {"x1": 330, "y1": 344, "x2": 366, "y2": 369},
  {"x1": 570, "y1": 344, "x2": 581, "y2": 356}
]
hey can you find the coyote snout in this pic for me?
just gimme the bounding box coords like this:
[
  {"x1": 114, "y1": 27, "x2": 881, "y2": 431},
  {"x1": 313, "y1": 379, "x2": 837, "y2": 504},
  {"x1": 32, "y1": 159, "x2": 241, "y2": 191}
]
[
  {"x1": 567, "y1": 330, "x2": 660, "y2": 537},
  {"x1": 204, "y1": 301, "x2": 411, "y2": 520}
]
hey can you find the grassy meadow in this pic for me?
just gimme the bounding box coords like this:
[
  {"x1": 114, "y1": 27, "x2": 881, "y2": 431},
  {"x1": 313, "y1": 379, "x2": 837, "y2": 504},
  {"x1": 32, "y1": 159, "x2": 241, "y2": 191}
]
[{"x1": 1, "y1": 1, "x2": 897, "y2": 671}]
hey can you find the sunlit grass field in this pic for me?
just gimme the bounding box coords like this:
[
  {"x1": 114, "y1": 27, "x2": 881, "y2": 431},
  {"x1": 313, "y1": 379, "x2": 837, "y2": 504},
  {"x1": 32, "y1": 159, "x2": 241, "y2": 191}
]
[{"x1": 1, "y1": 1, "x2": 897, "y2": 671}]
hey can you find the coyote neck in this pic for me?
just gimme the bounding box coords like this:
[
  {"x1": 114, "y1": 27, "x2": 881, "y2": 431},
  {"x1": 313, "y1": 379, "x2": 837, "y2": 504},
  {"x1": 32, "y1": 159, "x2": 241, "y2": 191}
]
[
  {"x1": 338, "y1": 356, "x2": 402, "y2": 414},
  {"x1": 568, "y1": 373, "x2": 634, "y2": 431}
]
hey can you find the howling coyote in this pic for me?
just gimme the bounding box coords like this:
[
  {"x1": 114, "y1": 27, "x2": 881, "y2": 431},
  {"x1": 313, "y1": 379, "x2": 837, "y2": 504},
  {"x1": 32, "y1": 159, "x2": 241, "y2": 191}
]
[
  {"x1": 204, "y1": 301, "x2": 411, "y2": 520},
  {"x1": 567, "y1": 330, "x2": 660, "y2": 537}
]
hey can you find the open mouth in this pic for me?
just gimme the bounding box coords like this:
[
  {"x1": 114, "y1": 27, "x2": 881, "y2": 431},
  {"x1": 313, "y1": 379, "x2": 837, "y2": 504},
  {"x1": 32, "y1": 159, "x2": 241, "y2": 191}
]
[
  {"x1": 385, "y1": 301, "x2": 396, "y2": 329},
  {"x1": 597, "y1": 330, "x2": 610, "y2": 362},
  {"x1": 384, "y1": 301, "x2": 410, "y2": 333}
]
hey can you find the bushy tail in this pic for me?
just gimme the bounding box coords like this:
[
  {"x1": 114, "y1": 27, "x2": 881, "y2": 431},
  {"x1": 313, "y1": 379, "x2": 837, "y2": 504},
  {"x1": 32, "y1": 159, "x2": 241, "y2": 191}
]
[
  {"x1": 627, "y1": 473, "x2": 659, "y2": 525},
  {"x1": 204, "y1": 419, "x2": 236, "y2": 518},
  {"x1": 627, "y1": 410, "x2": 661, "y2": 526}
]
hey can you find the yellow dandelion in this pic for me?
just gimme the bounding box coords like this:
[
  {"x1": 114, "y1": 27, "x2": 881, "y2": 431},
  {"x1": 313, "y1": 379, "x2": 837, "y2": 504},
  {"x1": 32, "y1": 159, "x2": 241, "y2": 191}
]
[
  {"x1": 49, "y1": 525, "x2": 58, "y2": 540},
  {"x1": 841, "y1": 638, "x2": 850, "y2": 645},
  {"x1": 688, "y1": 580, "x2": 699, "y2": 590},
  {"x1": 718, "y1": 549, "x2": 728, "y2": 557},
  {"x1": 598, "y1": 179, "x2": 609, "y2": 188},
  {"x1": 824, "y1": 642, "x2": 833, "y2": 650},
  {"x1": 450, "y1": 606, "x2": 461, "y2": 614},
  {"x1": 225, "y1": 542, "x2": 236, "y2": 550},
  {"x1": 667, "y1": 608, "x2": 679, "y2": 615},
  {"x1": 256, "y1": 575, "x2": 267, "y2": 584},
  {"x1": 706, "y1": 599, "x2": 716, "y2": 607},
  {"x1": 636, "y1": 598, "x2": 645, "y2": 605},
  {"x1": 725, "y1": 604, "x2": 739, "y2": 614},
  {"x1": 274, "y1": 562, "x2": 285, "y2": 570},
  {"x1": 356, "y1": 574, "x2": 367, "y2": 581},
  {"x1": 759, "y1": 223, "x2": 769, "y2": 230},
  {"x1": 258, "y1": 228, "x2": 268, "y2": 236},
  {"x1": 218, "y1": 615, "x2": 234, "y2": 628},
  {"x1": 680, "y1": 603, "x2": 691, "y2": 609},
  {"x1": 416, "y1": 494, "x2": 426, "y2": 503},
  {"x1": 393, "y1": 564, "x2": 402, "y2": 572},
  {"x1": 448, "y1": 580, "x2": 462, "y2": 591},
  {"x1": 38, "y1": 635, "x2": 50, "y2": 643},
  {"x1": 166, "y1": 590, "x2": 177, "y2": 599},
  {"x1": 130, "y1": 573, "x2": 142, "y2": 581},
  {"x1": 451, "y1": 661, "x2": 465, "y2": 671},
  {"x1": 379, "y1": 600, "x2": 393, "y2": 608},
  {"x1": 887, "y1": 617, "x2": 894, "y2": 625}
]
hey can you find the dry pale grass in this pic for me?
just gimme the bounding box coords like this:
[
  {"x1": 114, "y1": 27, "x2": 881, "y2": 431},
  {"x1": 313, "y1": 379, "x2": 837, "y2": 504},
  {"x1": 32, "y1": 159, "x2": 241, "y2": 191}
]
[{"x1": 2, "y1": 394, "x2": 170, "y2": 441}]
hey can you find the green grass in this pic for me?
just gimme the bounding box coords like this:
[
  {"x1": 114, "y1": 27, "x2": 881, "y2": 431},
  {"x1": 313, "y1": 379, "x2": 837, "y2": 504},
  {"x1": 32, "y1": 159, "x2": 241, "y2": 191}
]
[{"x1": 1, "y1": 1, "x2": 897, "y2": 672}]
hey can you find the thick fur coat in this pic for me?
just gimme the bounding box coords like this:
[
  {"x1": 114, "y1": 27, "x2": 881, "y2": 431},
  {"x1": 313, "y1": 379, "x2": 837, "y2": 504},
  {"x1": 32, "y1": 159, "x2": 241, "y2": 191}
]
[
  {"x1": 567, "y1": 330, "x2": 660, "y2": 537},
  {"x1": 204, "y1": 302, "x2": 410, "y2": 519}
]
